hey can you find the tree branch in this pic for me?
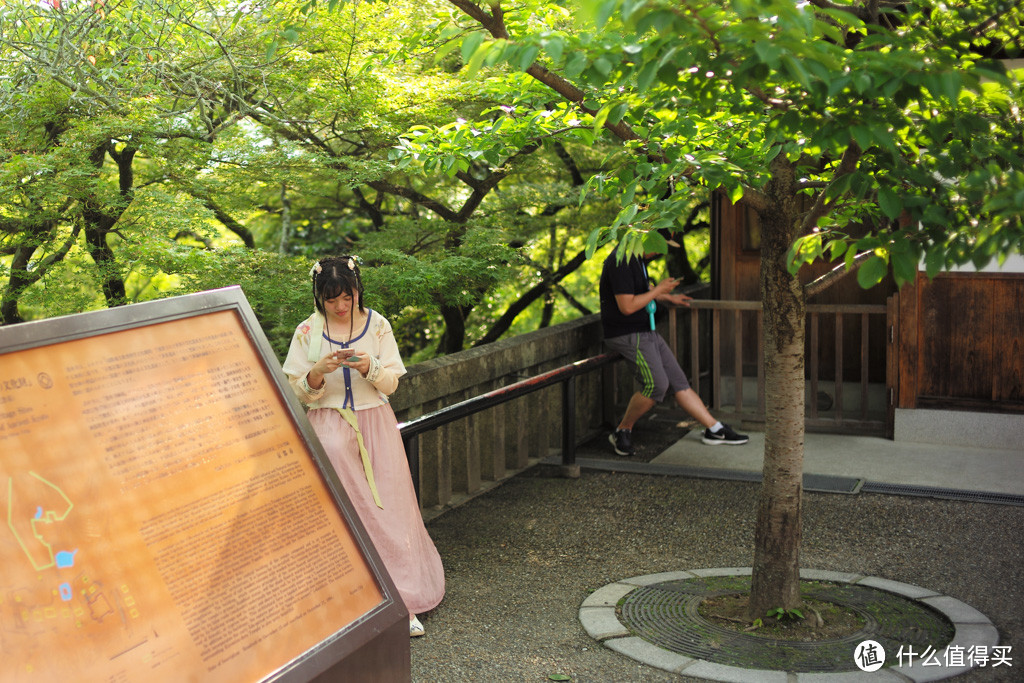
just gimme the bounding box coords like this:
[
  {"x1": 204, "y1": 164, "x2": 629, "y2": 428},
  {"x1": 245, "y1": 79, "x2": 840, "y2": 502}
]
[
  {"x1": 803, "y1": 249, "x2": 875, "y2": 298},
  {"x1": 200, "y1": 196, "x2": 257, "y2": 248},
  {"x1": 446, "y1": 0, "x2": 643, "y2": 145},
  {"x1": 473, "y1": 247, "x2": 589, "y2": 346},
  {"x1": 798, "y1": 143, "x2": 862, "y2": 236}
]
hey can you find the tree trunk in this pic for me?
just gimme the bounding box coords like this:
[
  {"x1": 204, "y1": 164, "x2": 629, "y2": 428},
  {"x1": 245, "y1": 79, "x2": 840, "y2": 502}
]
[
  {"x1": 1, "y1": 246, "x2": 33, "y2": 325},
  {"x1": 439, "y1": 304, "x2": 466, "y2": 354},
  {"x1": 84, "y1": 224, "x2": 128, "y2": 308},
  {"x1": 748, "y1": 168, "x2": 806, "y2": 619},
  {"x1": 279, "y1": 181, "x2": 292, "y2": 254}
]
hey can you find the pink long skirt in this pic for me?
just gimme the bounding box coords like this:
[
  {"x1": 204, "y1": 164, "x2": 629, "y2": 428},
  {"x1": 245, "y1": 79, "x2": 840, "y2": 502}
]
[{"x1": 308, "y1": 404, "x2": 445, "y2": 615}]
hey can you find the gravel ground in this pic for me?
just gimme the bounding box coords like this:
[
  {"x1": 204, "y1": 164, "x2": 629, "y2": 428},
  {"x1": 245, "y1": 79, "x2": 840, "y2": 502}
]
[{"x1": 409, "y1": 431, "x2": 1024, "y2": 682}]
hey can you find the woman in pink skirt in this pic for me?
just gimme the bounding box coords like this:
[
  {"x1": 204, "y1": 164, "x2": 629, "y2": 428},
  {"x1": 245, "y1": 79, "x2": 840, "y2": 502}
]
[{"x1": 283, "y1": 255, "x2": 444, "y2": 637}]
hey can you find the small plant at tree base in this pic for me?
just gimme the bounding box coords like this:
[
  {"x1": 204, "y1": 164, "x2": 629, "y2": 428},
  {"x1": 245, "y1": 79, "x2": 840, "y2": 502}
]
[{"x1": 766, "y1": 607, "x2": 805, "y2": 622}]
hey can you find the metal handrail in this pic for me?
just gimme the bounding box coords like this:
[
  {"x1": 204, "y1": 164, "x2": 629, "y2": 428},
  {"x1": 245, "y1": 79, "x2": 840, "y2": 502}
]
[{"x1": 398, "y1": 353, "x2": 620, "y2": 500}]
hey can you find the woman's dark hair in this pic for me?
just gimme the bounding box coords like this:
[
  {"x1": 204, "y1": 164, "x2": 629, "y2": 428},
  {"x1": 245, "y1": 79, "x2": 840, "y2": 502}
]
[{"x1": 311, "y1": 255, "x2": 365, "y2": 315}]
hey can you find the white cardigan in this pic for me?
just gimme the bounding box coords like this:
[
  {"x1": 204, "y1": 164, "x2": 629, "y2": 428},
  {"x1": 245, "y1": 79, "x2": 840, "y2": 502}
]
[{"x1": 282, "y1": 310, "x2": 406, "y2": 410}]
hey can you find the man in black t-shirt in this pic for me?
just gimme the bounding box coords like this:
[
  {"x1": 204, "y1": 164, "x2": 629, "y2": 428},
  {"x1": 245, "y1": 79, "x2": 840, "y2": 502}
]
[{"x1": 600, "y1": 248, "x2": 748, "y2": 455}]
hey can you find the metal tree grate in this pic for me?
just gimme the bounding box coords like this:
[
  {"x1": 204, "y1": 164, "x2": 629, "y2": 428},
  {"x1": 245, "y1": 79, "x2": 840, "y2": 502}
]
[{"x1": 617, "y1": 577, "x2": 955, "y2": 673}]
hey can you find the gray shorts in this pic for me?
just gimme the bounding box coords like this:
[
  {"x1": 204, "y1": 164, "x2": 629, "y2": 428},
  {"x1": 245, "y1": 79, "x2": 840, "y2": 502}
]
[{"x1": 605, "y1": 331, "x2": 690, "y2": 401}]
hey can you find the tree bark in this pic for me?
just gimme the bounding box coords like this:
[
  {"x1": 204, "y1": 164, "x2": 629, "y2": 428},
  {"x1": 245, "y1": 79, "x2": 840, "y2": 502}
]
[
  {"x1": 82, "y1": 143, "x2": 134, "y2": 309},
  {"x1": 84, "y1": 223, "x2": 128, "y2": 308},
  {"x1": 439, "y1": 304, "x2": 467, "y2": 355},
  {"x1": 748, "y1": 160, "x2": 806, "y2": 619},
  {"x1": 1, "y1": 246, "x2": 33, "y2": 325}
]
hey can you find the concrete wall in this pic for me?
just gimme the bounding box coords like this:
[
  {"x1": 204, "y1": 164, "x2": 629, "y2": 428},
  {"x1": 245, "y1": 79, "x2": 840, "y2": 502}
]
[
  {"x1": 391, "y1": 314, "x2": 619, "y2": 513},
  {"x1": 894, "y1": 408, "x2": 1024, "y2": 450}
]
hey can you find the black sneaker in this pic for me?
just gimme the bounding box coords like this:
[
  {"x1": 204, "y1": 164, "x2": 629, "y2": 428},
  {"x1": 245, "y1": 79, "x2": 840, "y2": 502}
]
[
  {"x1": 701, "y1": 423, "x2": 749, "y2": 445},
  {"x1": 609, "y1": 429, "x2": 635, "y2": 456}
]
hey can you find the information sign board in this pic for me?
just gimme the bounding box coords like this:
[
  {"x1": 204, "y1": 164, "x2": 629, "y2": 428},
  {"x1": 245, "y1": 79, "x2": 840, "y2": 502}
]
[{"x1": 0, "y1": 287, "x2": 409, "y2": 681}]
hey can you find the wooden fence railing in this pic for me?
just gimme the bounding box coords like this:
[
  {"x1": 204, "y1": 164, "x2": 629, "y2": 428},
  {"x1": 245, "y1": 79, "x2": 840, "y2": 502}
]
[{"x1": 667, "y1": 301, "x2": 891, "y2": 435}]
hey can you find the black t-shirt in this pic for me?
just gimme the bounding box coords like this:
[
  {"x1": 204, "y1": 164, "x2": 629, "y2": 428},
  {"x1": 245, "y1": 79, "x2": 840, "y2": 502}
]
[{"x1": 599, "y1": 251, "x2": 653, "y2": 338}]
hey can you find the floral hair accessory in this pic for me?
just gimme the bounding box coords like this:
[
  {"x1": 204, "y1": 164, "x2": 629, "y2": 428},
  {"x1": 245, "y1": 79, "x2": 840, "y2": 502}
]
[
  {"x1": 347, "y1": 258, "x2": 356, "y2": 271},
  {"x1": 309, "y1": 262, "x2": 322, "y2": 277}
]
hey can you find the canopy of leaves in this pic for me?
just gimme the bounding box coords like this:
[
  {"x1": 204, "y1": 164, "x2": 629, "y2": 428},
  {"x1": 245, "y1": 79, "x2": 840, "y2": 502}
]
[
  {"x1": 403, "y1": 0, "x2": 1023, "y2": 289},
  {"x1": 1, "y1": 0, "x2": 673, "y2": 359}
]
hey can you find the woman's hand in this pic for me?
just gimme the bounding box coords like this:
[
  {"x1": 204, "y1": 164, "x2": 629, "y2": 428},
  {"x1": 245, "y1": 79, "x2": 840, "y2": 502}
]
[{"x1": 307, "y1": 350, "x2": 347, "y2": 389}]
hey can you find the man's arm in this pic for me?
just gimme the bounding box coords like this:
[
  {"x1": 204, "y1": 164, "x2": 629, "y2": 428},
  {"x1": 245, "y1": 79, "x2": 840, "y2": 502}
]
[{"x1": 615, "y1": 277, "x2": 690, "y2": 315}]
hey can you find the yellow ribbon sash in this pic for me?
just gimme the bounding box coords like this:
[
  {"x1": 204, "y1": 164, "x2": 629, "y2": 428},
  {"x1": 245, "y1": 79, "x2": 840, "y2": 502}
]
[{"x1": 334, "y1": 408, "x2": 383, "y2": 509}]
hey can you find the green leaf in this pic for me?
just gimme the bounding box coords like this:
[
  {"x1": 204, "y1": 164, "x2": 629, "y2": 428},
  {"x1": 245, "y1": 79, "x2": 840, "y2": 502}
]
[
  {"x1": 465, "y1": 41, "x2": 492, "y2": 77},
  {"x1": 565, "y1": 51, "x2": 588, "y2": 77},
  {"x1": 891, "y1": 248, "x2": 918, "y2": 285},
  {"x1": 592, "y1": 0, "x2": 616, "y2": 30},
  {"x1": 433, "y1": 37, "x2": 461, "y2": 64},
  {"x1": 545, "y1": 37, "x2": 564, "y2": 65},
  {"x1": 637, "y1": 60, "x2": 659, "y2": 92},
  {"x1": 851, "y1": 125, "x2": 873, "y2": 151},
  {"x1": 593, "y1": 102, "x2": 612, "y2": 132},
  {"x1": 877, "y1": 186, "x2": 902, "y2": 220},
  {"x1": 924, "y1": 248, "x2": 945, "y2": 279},
  {"x1": 637, "y1": 9, "x2": 678, "y2": 35},
  {"x1": 781, "y1": 54, "x2": 810, "y2": 89},
  {"x1": 754, "y1": 42, "x2": 781, "y2": 68},
  {"x1": 623, "y1": 179, "x2": 637, "y2": 204},
  {"x1": 518, "y1": 45, "x2": 540, "y2": 71},
  {"x1": 548, "y1": 674, "x2": 572, "y2": 681},
  {"x1": 857, "y1": 255, "x2": 888, "y2": 289},
  {"x1": 612, "y1": 203, "x2": 638, "y2": 228},
  {"x1": 461, "y1": 32, "x2": 483, "y2": 63},
  {"x1": 265, "y1": 39, "x2": 279, "y2": 61},
  {"x1": 607, "y1": 102, "x2": 629, "y2": 124},
  {"x1": 827, "y1": 76, "x2": 850, "y2": 97},
  {"x1": 643, "y1": 230, "x2": 668, "y2": 254},
  {"x1": 827, "y1": 240, "x2": 848, "y2": 261},
  {"x1": 728, "y1": 183, "x2": 744, "y2": 205},
  {"x1": 939, "y1": 70, "x2": 961, "y2": 101},
  {"x1": 585, "y1": 227, "x2": 602, "y2": 258}
]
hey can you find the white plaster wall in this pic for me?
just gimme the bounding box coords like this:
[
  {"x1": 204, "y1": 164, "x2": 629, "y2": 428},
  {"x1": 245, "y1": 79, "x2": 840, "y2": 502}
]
[{"x1": 939, "y1": 252, "x2": 1024, "y2": 274}]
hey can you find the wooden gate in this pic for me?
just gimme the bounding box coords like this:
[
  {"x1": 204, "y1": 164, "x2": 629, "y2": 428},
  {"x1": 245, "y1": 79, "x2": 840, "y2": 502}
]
[{"x1": 894, "y1": 272, "x2": 1024, "y2": 413}]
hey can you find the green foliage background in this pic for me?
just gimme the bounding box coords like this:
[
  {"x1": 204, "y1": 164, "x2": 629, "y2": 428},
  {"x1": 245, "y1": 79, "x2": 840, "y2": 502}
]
[{"x1": 3, "y1": 0, "x2": 1019, "y2": 366}]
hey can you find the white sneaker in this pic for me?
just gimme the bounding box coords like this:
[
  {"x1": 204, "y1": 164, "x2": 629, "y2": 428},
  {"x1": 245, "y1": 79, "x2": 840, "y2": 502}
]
[{"x1": 409, "y1": 615, "x2": 425, "y2": 637}]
